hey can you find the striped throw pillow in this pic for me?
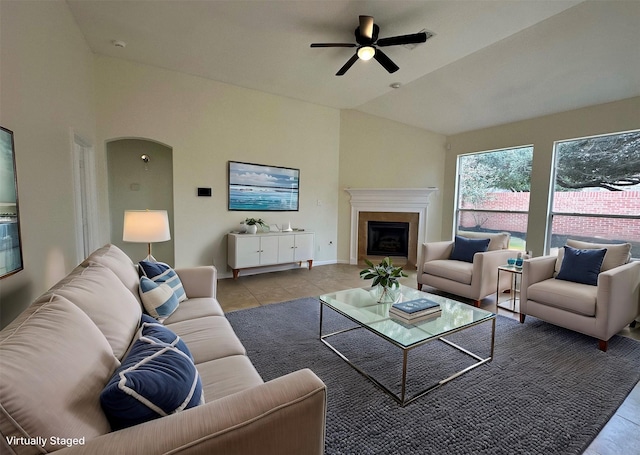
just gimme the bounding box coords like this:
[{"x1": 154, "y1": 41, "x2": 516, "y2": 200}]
[
  {"x1": 139, "y1": 260, "x2": 187, "y2": 302},
  {"x1": 139, "y1": 277, "x2": 179, "y2": 321}
]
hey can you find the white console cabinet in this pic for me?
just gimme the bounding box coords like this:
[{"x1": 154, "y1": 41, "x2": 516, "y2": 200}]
[{"x1": 228, "y1": 232, "x2": 314, "y2": 279}]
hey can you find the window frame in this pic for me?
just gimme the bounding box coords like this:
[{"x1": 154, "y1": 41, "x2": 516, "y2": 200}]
[
  {"x1": 454, "y1": 145, "x2": 533, "y2": 250},
  {"x1": 546, "y1": 129, "x2": 640, "y2": 256}
]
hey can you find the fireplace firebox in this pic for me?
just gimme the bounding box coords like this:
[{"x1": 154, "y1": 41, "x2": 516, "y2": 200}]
[{"x1": 367, "y1": 221, "x2": 409, "y2": 257}]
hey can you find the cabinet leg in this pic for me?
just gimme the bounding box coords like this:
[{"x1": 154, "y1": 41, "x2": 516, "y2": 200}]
[
  {"x1": 307, "y1": 259, "x2": 313, "y2": 270},
  {"x1": 232, "y1": 269, "x2": 239, "y2": 280}
]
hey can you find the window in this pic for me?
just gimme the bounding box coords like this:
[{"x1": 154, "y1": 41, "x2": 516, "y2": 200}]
[
  {"x1": 456, "y1": 146, "x2": 533, "y2": 250},
  {"x1": 548, "y1": 130, "x2": 640, "y2": 258}
]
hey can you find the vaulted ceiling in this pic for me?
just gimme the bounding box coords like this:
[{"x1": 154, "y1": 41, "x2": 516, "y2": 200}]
[{"x1": 66, "y1": 0, "x2": 640, "y2": 135}]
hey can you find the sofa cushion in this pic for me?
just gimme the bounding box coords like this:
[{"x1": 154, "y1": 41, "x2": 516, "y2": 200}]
[
  {"x1": 0, "y1": 295, "x2": 118, "y2": 451},
  {"x1": 139, "y1": 260, "x2": 187, "y2": 302},
  {"x1": 197, "y1": 355, "x2": 264, "y2": 402},
  {"x1": 84, "y1": 244, "x2": 141, "y2": 302},
  {"x1": 166, "y1": 316, "x2": 247, "y2": 364},
  {"x1": 100, "y1": 332, "x2": 204, "y2": 430},
  {"x1": 53, "y1": 262, "x2": 142, "y2": 360},
  {"x1": 459, "y1": 231, "x2": 509, "y2": 251},
  {"x1": 450, "y1": 235, "x2": 490, "y2": 263},
  {"x1": 162, "y1": 297, "x2": 225, "y2": 324},
  {"x1": 423, "y1": 259, "x2": 473, "y2": 285},
  {"x1": 139, "y1": 276, "x2": 180, "y2": 321},
  {"x1": 528, "y1": 278, "x2": 598, "y2": 316},
  {"x1": 556, "y1": 246, "x2": 607, "y2": 286},
  {"x1": 566, "y1": 239, "x2": 631, "y2": 271}
]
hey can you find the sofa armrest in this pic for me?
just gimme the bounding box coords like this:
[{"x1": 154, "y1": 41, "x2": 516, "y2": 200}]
[
  {"x1": 421, "y1": 241, "x2": 454, "y2": 264},
  {"x1": 471, "y1": 249, "x2": 517, "y2": 298},
  {"x1": 175, "y1": 266, "x2": 217, "y2": 299},
  {"x1": 522, "y1": 256, "x2": 556, "y2": 285},
  {"x1": 520, "y1": 256, "x2": 557, "y2": 312},
  {"x1": 56, "y1": 369, "x2": 326, "y2": 455},
  {"x1": 596, "y1": 261, "x2": 640, "y2": 339}
]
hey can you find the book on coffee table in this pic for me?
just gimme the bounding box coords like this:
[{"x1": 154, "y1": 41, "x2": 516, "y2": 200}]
[
  {"x1": 390, "y1": 309, "x2": 441, "y2": 325},
  {"x1": 391, "y1": 298, "x2": 440, "y2": 319}
]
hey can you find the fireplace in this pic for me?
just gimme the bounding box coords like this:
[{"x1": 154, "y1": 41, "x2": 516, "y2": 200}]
[
  {"x1": 358, "y1": 212, "x2": 418, "y2": 267},
  {"x1": 345, "y1": 188, "x2": 438, "y2": 268},
  {"x1": 367, "y1": 221, "x2": 409, "y2": 257}
]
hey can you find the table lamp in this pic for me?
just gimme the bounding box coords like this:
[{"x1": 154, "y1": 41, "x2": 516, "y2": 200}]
[{"x1": 122, "y1": 209, "x2": 170, "y2": 261}]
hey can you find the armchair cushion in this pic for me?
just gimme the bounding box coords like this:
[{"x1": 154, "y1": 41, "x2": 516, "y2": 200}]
[
  {"x1": 449, "y1": 235, "x2": 490, "y2": 263},
  {"x1": 556, "y1": 246, "x2": 607, "y2": 286},
  {"x1": 423, "y1": 259, "x2": 473, "y2": 285},
  {"x1": 458, "y1": 231, "x2": 510, "y2": 250},
  {"x1": 555, "y1": 240, "x2": 632, "y2": 274},
  {"x1": 567, "y1": 240, "x2": 631, "y2": 271},
  {"x1": 528, "y1": 279, "x2": 598, "y2": 316}
]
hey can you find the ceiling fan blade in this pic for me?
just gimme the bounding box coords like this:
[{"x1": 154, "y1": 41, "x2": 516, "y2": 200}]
[
  {"x1": 359, "y1": 15, "x2": 374, "y2": 40},
  {"x1": 310, "y1": 43, "x2": 357, "y2": 48},
  {"x1": 373, "y1": 48, "x2": 399, "y2": 74},
  {"x1": 336, "y1": 53, "x2": 359, "y2": 76},
  {"x1": 377, "y1": 32, "x2": 428, "y2": 47}
]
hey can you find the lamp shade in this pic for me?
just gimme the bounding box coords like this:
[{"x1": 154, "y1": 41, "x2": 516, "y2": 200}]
[{"x1": 123, "y1": 210, "x2": 171, "y2": 243}]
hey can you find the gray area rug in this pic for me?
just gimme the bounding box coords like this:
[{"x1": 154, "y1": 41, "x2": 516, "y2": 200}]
[{"x1": 226, "y1": 298, "x2": 640, "y2": 455}]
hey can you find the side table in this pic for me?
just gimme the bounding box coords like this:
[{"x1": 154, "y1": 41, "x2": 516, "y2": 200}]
[{"x1": 497, "y1": 265, "x2": 522, "y2": 314}]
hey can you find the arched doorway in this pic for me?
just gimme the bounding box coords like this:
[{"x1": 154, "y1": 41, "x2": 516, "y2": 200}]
[{"x1": 107, "y1": 138, "x2": 175, "y2": 265}]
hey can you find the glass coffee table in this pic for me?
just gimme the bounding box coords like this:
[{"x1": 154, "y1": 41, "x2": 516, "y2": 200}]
[{"x1": 319, "y1": 285, "x2": 495, "y2": 406}]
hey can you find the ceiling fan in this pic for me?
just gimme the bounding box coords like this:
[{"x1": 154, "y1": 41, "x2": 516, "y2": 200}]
[{"x1": 310, "y1": 15, "x2": 433, "y2": 76}]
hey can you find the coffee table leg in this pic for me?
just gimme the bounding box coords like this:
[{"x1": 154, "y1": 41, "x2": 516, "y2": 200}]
[
  {"x1": 401, "y1": 350, "x2": 408, "y2": 405},
  {"x1": 319, "y1": 301, "x2": 324, "y2": 339}
]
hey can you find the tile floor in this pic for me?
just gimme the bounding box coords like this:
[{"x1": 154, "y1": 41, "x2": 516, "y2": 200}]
[{"x1": 217, "y1": 263, "x2": 640, "y2": 455}]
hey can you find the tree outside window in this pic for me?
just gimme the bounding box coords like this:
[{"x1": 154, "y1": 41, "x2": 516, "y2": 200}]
[{"x1": 550, "y1": 130, "x2": 640, "y2": 258}]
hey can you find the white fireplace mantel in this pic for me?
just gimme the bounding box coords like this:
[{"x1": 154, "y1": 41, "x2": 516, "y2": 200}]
[{"x1": 345, "y1": 187, "x2": 438, "y2": 265}]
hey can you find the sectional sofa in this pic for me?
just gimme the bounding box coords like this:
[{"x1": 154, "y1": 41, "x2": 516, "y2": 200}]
[{"x1": 0, "y1": 244, "x2": 326, "y2": 454}]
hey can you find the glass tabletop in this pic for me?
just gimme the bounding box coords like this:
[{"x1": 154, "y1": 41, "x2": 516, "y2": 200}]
[{"x1": 319, "y1": 285, "x2": 495, "y2": 348}]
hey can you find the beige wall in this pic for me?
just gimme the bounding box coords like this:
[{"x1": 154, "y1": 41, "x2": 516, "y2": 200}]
[
  {"x1": 94, "y1": 57, "x2": 341, "y2": 275},
  {"x1": 444, "y1": 96, "x2": 640, "y2": 256},
  {"x1": 0, "y1": 0, "x2": 98, "y2": 326},
  {"x1": 338, "y1": 110, "x2": 446, "y2": 263}
]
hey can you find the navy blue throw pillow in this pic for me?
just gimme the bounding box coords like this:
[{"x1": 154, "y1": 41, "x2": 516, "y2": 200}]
[
  {"x1": 449, "y1": 235, "x2": 490, "y2": 263},
  {"x1": 100, "y1": 325, "x2": 203, "y2": 430},
  {"x1": 556, "y1": 245, "x2": 607, "y2": 286},
  {"x1": 139, "y1": 317, "x2": 194, "y2": 361}
]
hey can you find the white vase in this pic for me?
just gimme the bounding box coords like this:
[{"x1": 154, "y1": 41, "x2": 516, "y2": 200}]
[
  {"x1": 247, "y1": 224, "x2": 258, "y2": 234},
  {"x1": 239, "y1": 222, "x2": 247, "y2": 233}
]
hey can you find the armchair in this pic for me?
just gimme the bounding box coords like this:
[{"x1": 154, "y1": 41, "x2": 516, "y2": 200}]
[
  {"x1": 520, "y1": 240, "x2": 640, "y2": 351},
  {"x1": 417, "y1": 231, "x2": 515, "y2": 307}
]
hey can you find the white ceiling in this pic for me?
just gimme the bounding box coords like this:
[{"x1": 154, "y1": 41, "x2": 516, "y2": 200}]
[{"x1": 66, "y1": 0, "x2": 640, "y2": 135}]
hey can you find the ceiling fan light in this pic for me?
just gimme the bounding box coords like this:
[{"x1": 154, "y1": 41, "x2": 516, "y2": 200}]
[{"x1": 357, "y1": 46, "x2": 375, "y2": 61}]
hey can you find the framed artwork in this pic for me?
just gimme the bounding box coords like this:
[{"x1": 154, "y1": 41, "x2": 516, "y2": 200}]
[
  {"x1": 228, "y1": 161, "x2": 299, "y2": 211},
  {"x1": 0, "y1": 126, "x2": 23, "y2": 278}
]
